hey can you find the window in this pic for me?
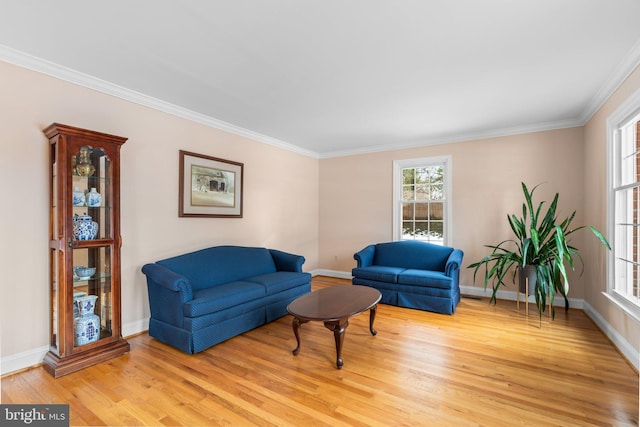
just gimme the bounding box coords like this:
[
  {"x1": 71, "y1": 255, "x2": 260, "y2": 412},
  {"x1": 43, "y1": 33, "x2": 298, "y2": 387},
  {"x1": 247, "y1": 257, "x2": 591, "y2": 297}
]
[
  {"x1": 607, "y1": 89, "x2": 640, "y2": 320},
  {"x1": 393, "y1": 156, "x2": 451, "y2": 245}
]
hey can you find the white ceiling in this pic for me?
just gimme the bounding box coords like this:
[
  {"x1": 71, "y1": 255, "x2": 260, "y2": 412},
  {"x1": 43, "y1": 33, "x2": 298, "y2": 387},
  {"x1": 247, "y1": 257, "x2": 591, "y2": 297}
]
[{"x1": 2, "y1": 1, "x2": 640, "y2": 158}]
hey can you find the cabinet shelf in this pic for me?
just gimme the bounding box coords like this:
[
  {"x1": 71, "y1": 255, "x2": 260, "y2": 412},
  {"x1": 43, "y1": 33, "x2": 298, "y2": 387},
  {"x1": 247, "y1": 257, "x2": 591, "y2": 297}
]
[
  {"x1": 71, "y1": 238, "x2": 115, "y2": 248},
  {"x1": 71, "y1": 205, "x2": 112, "y2": 209},
  {"x1": 73, "y1": 272, "x2": 112, "y2": 283},
  {"x1": 72, "y1": 174, "x2": 111, "y2": 181}
]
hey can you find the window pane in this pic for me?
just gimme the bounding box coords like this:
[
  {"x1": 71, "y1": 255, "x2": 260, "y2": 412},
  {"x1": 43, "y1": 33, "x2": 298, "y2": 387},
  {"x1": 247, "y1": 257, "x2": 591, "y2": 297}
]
[
  {"x1": 402, "y1": 221, "x2": 414, "y2": 239},
  {"x1": 414, "y1": 203, "x2": 428, "y2": 221},
  {"x1": 430, "y1": 202, "x2": 444, "y2": 220},
  {"x1": 415, "y1": 222, "x2": 429, "y2": 239},
  {"x1": 403, "y1": 168, "x2": 415, "y2": 185},
  {"x1": 402, "y1": 185, "x2": 415, "y2": 201},
  {"x1": 427, "y1": 167, "x2": 440, "y2": 181},
  {"x1": 415, "y1": 167, "x2": 430, "y2": 184},
  {"x1": 415, "y1": 185, "x2": 429, "y2": 200},
  {"x1": 402, "y1": 203, "x2": 414, "y2": 220},
  {"x1": 430, "y1": 221, "x2": 444, "y2": 239},
  {"x1": 430, "y1": 183, "x2": 444, "y2": 200}
]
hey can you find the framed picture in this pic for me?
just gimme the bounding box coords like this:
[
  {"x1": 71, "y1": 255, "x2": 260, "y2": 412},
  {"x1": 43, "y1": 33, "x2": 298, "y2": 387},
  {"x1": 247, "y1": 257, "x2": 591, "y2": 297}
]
[{"x1": 179, "y1": 150, "x2": 244, "y2": 218}]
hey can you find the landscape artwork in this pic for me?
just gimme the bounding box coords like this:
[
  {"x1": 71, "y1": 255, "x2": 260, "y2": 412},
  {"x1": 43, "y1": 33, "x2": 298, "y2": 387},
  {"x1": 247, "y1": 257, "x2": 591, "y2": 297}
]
[
  {"x1": 190, "y1": 164, "x2": 235, "y2": 208},
  {"x1": 179, "y1": 150, "x2": 243, "y2": 218}
]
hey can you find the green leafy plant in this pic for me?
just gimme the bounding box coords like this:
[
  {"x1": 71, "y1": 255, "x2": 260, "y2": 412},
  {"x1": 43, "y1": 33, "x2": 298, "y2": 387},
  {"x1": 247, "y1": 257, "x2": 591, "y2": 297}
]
[{"x1": 468, "y1": 182, "x2": 610, "y2": 319}]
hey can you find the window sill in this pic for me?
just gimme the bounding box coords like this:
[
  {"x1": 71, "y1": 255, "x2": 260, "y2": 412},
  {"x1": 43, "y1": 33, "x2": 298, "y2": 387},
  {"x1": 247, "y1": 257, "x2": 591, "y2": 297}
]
[{"x1": 602, "y1": 291, "x2": 640, "y2": 324}]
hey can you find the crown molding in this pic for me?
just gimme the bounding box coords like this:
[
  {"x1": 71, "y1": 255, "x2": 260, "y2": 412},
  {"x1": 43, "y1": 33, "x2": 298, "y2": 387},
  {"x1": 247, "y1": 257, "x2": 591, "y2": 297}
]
[
  {"x1": 318, "y1": 118, "x2": 582, "y2": 159},
  {"x1": 579, "y1": 37, "x2": 640, "y2": 124},
  {"x1": 0, "y1": 44, "x2": 319, "y2": 159}
]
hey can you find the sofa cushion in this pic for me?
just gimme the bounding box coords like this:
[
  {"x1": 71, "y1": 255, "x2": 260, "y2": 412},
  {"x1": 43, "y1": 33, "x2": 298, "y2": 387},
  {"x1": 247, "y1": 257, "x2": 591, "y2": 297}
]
[
  {"x1": 398, "y1": 269, "x2": 453, "y2": 289},
  {"x1": 184, "y1": 281, "x2": 266, "y2": 317},
  {"x1": 246, "y1": 271, "x2": 312, "y2": 295},
  {"x1": 374, "y1": 241, "x2": 453, "y2": 271},
  {"x1": 157, "y1": 246, "x2": 277, "y2": 291},
  {"x1": 352, "y1": 266, "x2": 405, "y2": 283},
  {"x1": 184, "y1": 297, "x2": 267, "y2": 330}
]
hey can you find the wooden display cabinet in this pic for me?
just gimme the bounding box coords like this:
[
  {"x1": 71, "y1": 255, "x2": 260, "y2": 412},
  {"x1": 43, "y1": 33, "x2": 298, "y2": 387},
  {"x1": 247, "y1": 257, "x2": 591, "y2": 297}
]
[{"x1": 43, "y1": 123, "x2": 130, "y2": 377}]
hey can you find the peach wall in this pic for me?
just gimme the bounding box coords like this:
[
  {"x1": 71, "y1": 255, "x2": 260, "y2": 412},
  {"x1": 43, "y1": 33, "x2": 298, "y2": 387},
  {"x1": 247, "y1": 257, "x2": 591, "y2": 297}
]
[
  {"x1": 583, "y1": 64, "x2": 640, "y2": 354},
  {"x1": 319, "y1": 127, "x2": 586, "y2": 295},
  {"x1": 0, "y1": 61, "x2": 319, "y2": 365}
]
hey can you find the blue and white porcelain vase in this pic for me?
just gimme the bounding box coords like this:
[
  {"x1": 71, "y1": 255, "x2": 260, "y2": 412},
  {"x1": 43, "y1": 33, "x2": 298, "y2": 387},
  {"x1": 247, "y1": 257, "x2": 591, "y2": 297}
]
[
  {"x1": 87, "y1": 187, "x2": 102, "y2": 207},
  {"x1": 72, "y1": 186, "x2": 86, "y2": 206},
  {"x1": 74, "y1": 295, "x2": 100, "y2": 346},
  {"x1": 72, "y1": 213, "x2": 98, "y2": 240},
  {"x1": 73, "y1": 292, "x2": 87, "y2": 318}
]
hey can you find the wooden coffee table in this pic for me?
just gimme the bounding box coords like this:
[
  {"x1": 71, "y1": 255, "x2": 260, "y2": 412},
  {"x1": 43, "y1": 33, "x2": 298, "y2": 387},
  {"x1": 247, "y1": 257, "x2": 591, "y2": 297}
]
[{"x1": 286, "y1": 285, "x2": 381, "y2": 369}]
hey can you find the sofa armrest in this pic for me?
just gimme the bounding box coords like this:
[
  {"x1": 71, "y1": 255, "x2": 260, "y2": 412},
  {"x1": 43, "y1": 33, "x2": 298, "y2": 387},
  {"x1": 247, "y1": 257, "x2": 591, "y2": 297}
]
[
  {"x1": 354, "y1": 244, "x2": 376, "y2": 268},
  {"x1": 445, "y1": 249, "x2": 464, "y2": 277},
  {"x1": 269, "y1": 249, "x2": 305, "y2": 272},
  {"x1": 141, "y1": 263, "x2": 193, "y2": 303}
]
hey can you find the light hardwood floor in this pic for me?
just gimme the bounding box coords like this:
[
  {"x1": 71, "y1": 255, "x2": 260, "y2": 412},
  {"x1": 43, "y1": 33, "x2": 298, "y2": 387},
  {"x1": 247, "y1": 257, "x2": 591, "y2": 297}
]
[{"x1": 2, "y1": 276, "x2": 639, "y2": 426}]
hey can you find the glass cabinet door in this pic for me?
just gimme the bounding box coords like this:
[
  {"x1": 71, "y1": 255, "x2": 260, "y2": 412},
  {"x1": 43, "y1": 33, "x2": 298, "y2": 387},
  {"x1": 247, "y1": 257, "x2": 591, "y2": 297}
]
[
  {"x1": 71, "y1": 146, "x2": 111, "y2": 240},
  {"x1": 72, "y1": 246, "x2": 113, "y2": 347},
  {"x1": 70, "y1": 146, "x2": 115, "y2": 348}
]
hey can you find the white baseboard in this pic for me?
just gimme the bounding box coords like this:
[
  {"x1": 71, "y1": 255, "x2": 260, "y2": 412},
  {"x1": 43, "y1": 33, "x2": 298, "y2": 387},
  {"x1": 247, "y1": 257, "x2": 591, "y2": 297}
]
[
  {"x1": 123, "y1": 318, "x2": 149, "y2": 338},
  {"x1": 1, "y1": 345, "x2": 48, "y2": 376},
  {"x1": 310, "y1": 269, "x2": 352, "y2": 279},
  {"x1": 460, "y1": 285, "x2": 583, "y2": 309},
  {"x1": 1, "y1": 319, "x2": 150, "y2": 376},
  {"x1": 582, "y1": 301, "x2": 639, "y2": 371}
]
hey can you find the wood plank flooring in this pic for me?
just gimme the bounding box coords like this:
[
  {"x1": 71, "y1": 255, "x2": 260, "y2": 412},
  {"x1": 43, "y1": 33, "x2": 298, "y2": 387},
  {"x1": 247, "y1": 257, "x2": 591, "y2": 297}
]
[{"x1": 2, "y1": 276, "x2": 638, "y2": 426}]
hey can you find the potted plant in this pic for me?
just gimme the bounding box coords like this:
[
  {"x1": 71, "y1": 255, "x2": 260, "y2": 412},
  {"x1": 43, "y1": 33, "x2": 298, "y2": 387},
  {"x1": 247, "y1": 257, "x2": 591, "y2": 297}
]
[{"x1": 468, "y1": 182, "x2": 610, "y2": 319}]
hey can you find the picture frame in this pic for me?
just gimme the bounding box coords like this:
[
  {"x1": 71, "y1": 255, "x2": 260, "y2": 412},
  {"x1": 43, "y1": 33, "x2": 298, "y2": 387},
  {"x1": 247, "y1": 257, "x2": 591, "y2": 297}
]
[{"x1": 179, "y1": 150, "x2": 244, "y2": 218}]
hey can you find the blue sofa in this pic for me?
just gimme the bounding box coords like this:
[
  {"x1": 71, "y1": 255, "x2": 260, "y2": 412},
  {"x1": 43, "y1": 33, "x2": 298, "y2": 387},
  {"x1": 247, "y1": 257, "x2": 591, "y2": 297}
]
[
  {"x1": 141, "y1": 245, "x2": 311, "y2": 353},
  {"x1": 352, "y1": 241, "x2": 463, "y2": 314}
]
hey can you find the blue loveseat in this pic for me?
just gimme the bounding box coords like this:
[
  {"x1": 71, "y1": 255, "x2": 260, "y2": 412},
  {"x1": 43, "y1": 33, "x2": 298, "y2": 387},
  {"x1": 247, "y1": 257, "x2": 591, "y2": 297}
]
[
  {"x1": 141, "y1": 245, "x2": 311, "y2": 354},
  {"x1": 352, "y1": 241, "x2": 463, "y2": 314}
]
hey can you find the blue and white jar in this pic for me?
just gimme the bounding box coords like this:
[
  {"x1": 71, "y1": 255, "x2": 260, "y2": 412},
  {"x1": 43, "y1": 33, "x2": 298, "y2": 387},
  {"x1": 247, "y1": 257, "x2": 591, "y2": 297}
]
[
  {"x1": 87, "y1": 187, "x2": 102, "y2": 207},
  {"x1": 72, "y1": 187, "x2": 86, "y2": 206},
  {"x1": 74, "y1": 295, "x2": 100, "y2": 346},
  {"x1": 72, "y1": 213, "x2": 98, "y2": 240},
  {"x1": 73, "y1": 292, "x2": 87, "y2": 318}
]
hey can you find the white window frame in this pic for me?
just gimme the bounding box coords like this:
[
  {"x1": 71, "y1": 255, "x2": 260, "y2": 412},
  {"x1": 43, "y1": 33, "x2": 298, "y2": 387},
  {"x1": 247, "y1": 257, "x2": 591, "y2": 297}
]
[
  {"x1": 606, "y1": 88, "x2": 640, "y2": 322},
  {"x1": 392, "y1": 155, "x2": 452, "y2": 245}
]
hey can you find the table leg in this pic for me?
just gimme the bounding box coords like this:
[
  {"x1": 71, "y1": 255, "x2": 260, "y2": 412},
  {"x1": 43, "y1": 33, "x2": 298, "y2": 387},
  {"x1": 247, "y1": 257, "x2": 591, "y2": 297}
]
[
  {"x1": 291, "y1": 317, "x2": 308, "y2": 355},
  {"x1": 369, "y1": 304, "x2": 378, "y2": 336},
  {"x1": 324, "y1": 319, "x2": 348, "y2": 369}
]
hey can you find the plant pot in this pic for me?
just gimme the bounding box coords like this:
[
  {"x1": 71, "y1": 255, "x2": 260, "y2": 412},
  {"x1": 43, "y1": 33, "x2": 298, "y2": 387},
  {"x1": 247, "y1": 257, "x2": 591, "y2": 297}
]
[{"x1": 518, "y1": 265, "x2": 536, "y2": 294}]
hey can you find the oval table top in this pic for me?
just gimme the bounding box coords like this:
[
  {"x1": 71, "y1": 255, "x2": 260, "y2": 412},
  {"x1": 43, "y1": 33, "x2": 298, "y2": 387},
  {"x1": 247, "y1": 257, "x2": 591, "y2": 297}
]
[{"x1": 287, "y1": 285, "x2": 381, "y2": 322}]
